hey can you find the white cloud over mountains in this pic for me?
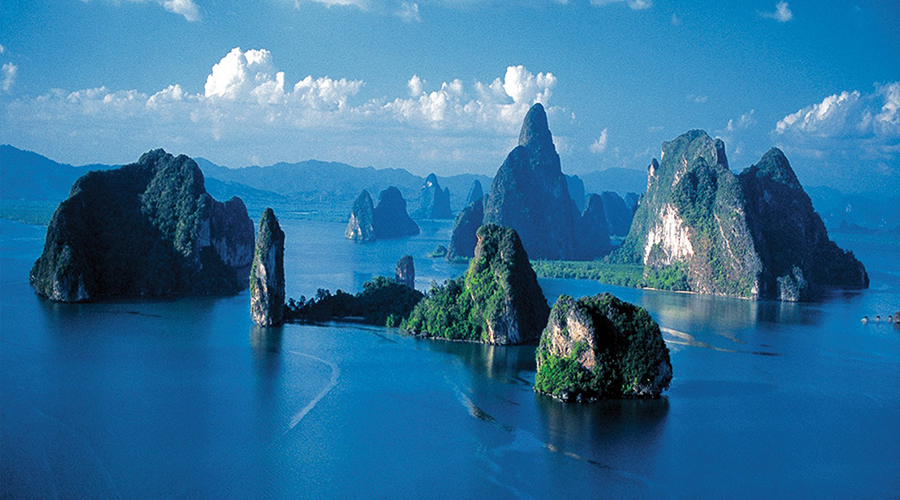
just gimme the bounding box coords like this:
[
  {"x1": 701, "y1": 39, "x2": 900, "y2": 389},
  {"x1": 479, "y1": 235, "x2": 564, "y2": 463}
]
[
  {"x1": 773, "y1": 82, "x2": 900, "y2": 188},
  {"x1": 3, "y1": 47, "x2": 562, "y2": 170}
]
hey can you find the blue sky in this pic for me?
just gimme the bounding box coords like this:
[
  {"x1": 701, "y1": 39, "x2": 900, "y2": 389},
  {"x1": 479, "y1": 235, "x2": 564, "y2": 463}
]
[{"x1": 1, "y1": 0, "x2": 898, "y2": 193}]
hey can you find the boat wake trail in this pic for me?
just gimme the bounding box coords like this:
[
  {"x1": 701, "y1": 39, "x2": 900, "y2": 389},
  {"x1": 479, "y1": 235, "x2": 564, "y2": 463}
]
[{"x1": 283, "y1": 349, "x2": 341, "y2": 432}]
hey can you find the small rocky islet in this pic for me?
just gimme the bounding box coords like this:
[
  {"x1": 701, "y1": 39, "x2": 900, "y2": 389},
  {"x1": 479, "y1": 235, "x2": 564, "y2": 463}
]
[
  {"x1": 345, "y1": 186, "x2": 420, "y2": 241},
  {"x1": 250, "y1": 208, "x2": 286, "y2": 327}
]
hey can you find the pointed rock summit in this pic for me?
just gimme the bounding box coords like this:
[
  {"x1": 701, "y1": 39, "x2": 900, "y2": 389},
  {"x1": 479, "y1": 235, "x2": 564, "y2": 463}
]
[
  {"x1": 464, "y1": 179, "x2": 484, "y2": 207},
  {"x1": 413, "y1": 173, "x2": 453, "y2": 219},
  {"x1": 345, "y1": 190, "x2": 376, "y2": 241},
  {"x1": 450, "y1": 103, "x2": 606, "y2": 261},
  {"x1": 250, "y1": 208, "x2": 285, "y2": 327},
  {"x1": 395, "y1": 255, "x2": 415, "y2": 289},
  {"x1": 30, "y1": 149, "x2": 254, "y2": 302}
]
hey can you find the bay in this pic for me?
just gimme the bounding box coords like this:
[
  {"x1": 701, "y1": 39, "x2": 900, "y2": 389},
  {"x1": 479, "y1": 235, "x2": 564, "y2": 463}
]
[{"x1": 1, "y1": 218, "x2": 898, "y2": 498}]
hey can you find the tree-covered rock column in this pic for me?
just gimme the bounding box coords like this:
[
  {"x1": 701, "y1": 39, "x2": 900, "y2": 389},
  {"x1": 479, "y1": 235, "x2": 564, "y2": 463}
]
[{"x1": 250, "y1": 208, "x2": 285, "y2": 326}]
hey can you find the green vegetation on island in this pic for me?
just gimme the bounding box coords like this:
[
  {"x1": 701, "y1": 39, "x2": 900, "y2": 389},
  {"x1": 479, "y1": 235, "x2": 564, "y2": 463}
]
[
  {"x1": 284, "y1": 276, "x2": 424, "y2": 327},
  {"x1": 535, "y1": 293, "x2": 672, "y2": 402},
  {"x1": 531, "y1": 260, "x2": 690, "y2": 291},
  {"x1": 29, "y1": 149, "x2": 254, "y2": 302},
  {"x1": 403, "y1": 224, "x2": 550, "y2": 345}
]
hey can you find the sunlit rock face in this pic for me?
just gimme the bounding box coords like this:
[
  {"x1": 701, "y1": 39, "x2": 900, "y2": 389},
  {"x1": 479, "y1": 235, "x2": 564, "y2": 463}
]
[
  {"x1": 615, "y1": 131, "x2": 868, "y2": 301},
  {"x1": 535, "y1": 293, "x2": 672, "y2": 402},
  {"x1": 250, "y1": 208, "x2": 285, "y2": 327}
]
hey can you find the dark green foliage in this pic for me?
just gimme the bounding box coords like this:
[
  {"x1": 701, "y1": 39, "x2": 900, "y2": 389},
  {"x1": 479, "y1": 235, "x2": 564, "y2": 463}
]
[
  {"x1": 285, "y1": 276, "x2": 424, "y2": 327},
  {"x1": 427, "y1": 245, "x2": 448, "y2": 258},
  {"x1": 531, "y1": 260, "x2": 690, "y2": 291},
  {"x1": 738, "y1": 148, "x2": 869, "y2": 297},
  {"x1": 29, "y1": 149, "x2": 254, "y2": 301},
  {"x1": 401, "y1": 276, "x2": 484, "y2": 340},
  {"x1": 405, "y1": 224, "x2": 549, "y2": 344},
  {"x1": 535, "y1": 293, "x2": 672, "y2": 400}
]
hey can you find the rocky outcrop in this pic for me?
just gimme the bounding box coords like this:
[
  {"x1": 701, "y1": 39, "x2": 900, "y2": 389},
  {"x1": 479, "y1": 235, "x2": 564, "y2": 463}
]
[
  {"x1": 535, "y1": 293, "x2": 672, "y2": 401},
  {"x1": 446, "y1": 198, "x2": 483, "y2": 261},
  {"x1": 566, "y1": 174, "x2": 586, "y2": 212},
  {"x1": 250, "y1": 208, "x2": 285, "y2": 326},
  {"x1": 624, "y1": 192, "x2": 641, "y2": 214},
  {"x1": 345, "y1": 190, "x2": 376, "y2": 241},
  {"x1": 345, "y1": 187, "x2": 420, "y2": 241},
  {"x1": 413, "y1": 173, "x2": 453, "y2": 219},
  {"x1": 30, "y1": 149, "x2": 254, "y2": 302},
  {"x1": 464, "y1": 179, "x2": 484, "y2": 207},
  {"x1": 403, "y1": 224, "x2": 550, "y2": 345},
  {"x1": 600, "y1": 191, "x2": 634, "y2": 237},
  {"x1": 395, "y1": 255, "x2": 415, "y2": 289},
  {"x1": 373, "y1": 187, "x2": 420, "y2": 239},
  {"x1": 614, "y1": 131, "x2": 868, "y2": 301},
  {"x1": 575, "y1": 194, "x2": 611, "y2": 260},
  {"x1": 481, "y1": 103, "x2": 600, "y2": 260},
  {"x1": 738, "y1": 148, "x2": 868, "y2": 299}
]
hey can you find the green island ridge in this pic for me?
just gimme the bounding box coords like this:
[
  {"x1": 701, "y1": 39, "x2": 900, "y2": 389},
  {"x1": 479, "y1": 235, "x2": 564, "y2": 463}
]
[{"x1": 284, "y1": 276, "x2": 424, "y2": 327}]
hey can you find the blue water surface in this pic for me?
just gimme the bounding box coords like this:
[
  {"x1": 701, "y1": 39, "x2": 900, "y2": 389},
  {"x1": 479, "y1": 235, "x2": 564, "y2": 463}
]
[{"x1": 1, "y1": 218, "x2": 898, "y2": 499}]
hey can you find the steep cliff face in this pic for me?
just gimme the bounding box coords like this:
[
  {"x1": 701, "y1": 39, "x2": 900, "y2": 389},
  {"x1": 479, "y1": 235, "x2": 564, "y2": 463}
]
[
  {"x1": 373, "y1": 187, "x2": 420, "y2": 239},
  {"x1": 599, "y1": 191, "x2": 634, "y2": 237},
  {"x1": 482, "y1": 104, "x2": 592, "y2": 260},
  {"x1": 395, "y1": 255, "x2": 415, "y2": 289},
  {"x1": 566, "y1": 174, "x2": 586, "y2": 212},
  {"x1": 250, "y1": 208, "x2": 285, "y2": 326},
  {"x1": 404, "y1": 224, "x2": 550, "y2": 345},
  {"x1": 576, "y1": 194, "x2": 611, "y2": 260},
  {"x1": 616, "y1": 131, "x2": 763, "y2": 298},
  {"x1": 446, "y1": 198, "x2": 484, "y2": 261},
  {"x1": 464, "y1": 179, "x2": 484, "y2": 207},
  {"x1": 535, "y1": 293, "x2": 672, "y2": 401},
  {"x1": 413, "y1": 173, "x2": 453, "y2": 219},
  {"x1": 738, "y1": 148, "x2": 868, "y2": 299},
  {"x1": 615, "y1": 132, "x2": 867, "y2": 301},
  {"x1": 345, "y1": 190, "x2": 376, "y2": 241},
  {"x1": 30, "y1": 149, "x2": 254, "y2": 302}
]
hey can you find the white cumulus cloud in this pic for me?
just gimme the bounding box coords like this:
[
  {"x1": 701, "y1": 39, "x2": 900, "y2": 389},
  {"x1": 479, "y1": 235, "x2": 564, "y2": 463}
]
[
  {"x1": 1, "y1": 47, "x2": 563, "y2": 172},
  {"x1": 397, "y1": 2, "x2": 421, "y2": 22},
  {"x1": 772, "y1": 82, "x2": 900, "y2": 192},
  {"x1": 760, "y1": 1, "x2": 792, "y2": 22},
  {"x1": 2, "y1": 63, "x2": 17, "y2": 93},
  {"x1": 589, "y1": 128, "x2": 608, "y2": 153}
]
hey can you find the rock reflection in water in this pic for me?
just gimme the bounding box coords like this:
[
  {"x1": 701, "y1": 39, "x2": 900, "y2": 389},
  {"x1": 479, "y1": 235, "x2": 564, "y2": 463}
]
[
  {"x1": 250, "y1": 325, "x2": 283, "y2": 354},
  {"x1": 535, "y1": 395, "x2": 670, "y2": 461},
  {"x1": 422, "y1": 340, "x2": 537, "y2": 385}
]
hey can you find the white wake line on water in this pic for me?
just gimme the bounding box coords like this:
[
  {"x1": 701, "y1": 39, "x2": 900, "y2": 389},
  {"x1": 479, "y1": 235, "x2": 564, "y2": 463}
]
[{"x1": 284, "y1": 349, "x2": 341, "y2": 431}]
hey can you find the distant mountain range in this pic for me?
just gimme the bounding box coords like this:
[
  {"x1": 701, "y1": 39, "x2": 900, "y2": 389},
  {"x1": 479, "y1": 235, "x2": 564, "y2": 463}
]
[{"x1": 2, "y1": 144, "x2": 897, "y2": 233}]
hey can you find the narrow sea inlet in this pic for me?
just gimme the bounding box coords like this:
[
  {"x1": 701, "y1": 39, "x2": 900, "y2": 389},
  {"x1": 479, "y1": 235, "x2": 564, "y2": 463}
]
[{"x1": 2, "y1": 218, "x2": 898, "y2": 498}]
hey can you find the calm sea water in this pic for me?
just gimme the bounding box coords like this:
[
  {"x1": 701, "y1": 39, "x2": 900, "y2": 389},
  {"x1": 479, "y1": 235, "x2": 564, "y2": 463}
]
[{"x1": 2, "y1": 218, "x2": 899, "y2": 499}]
